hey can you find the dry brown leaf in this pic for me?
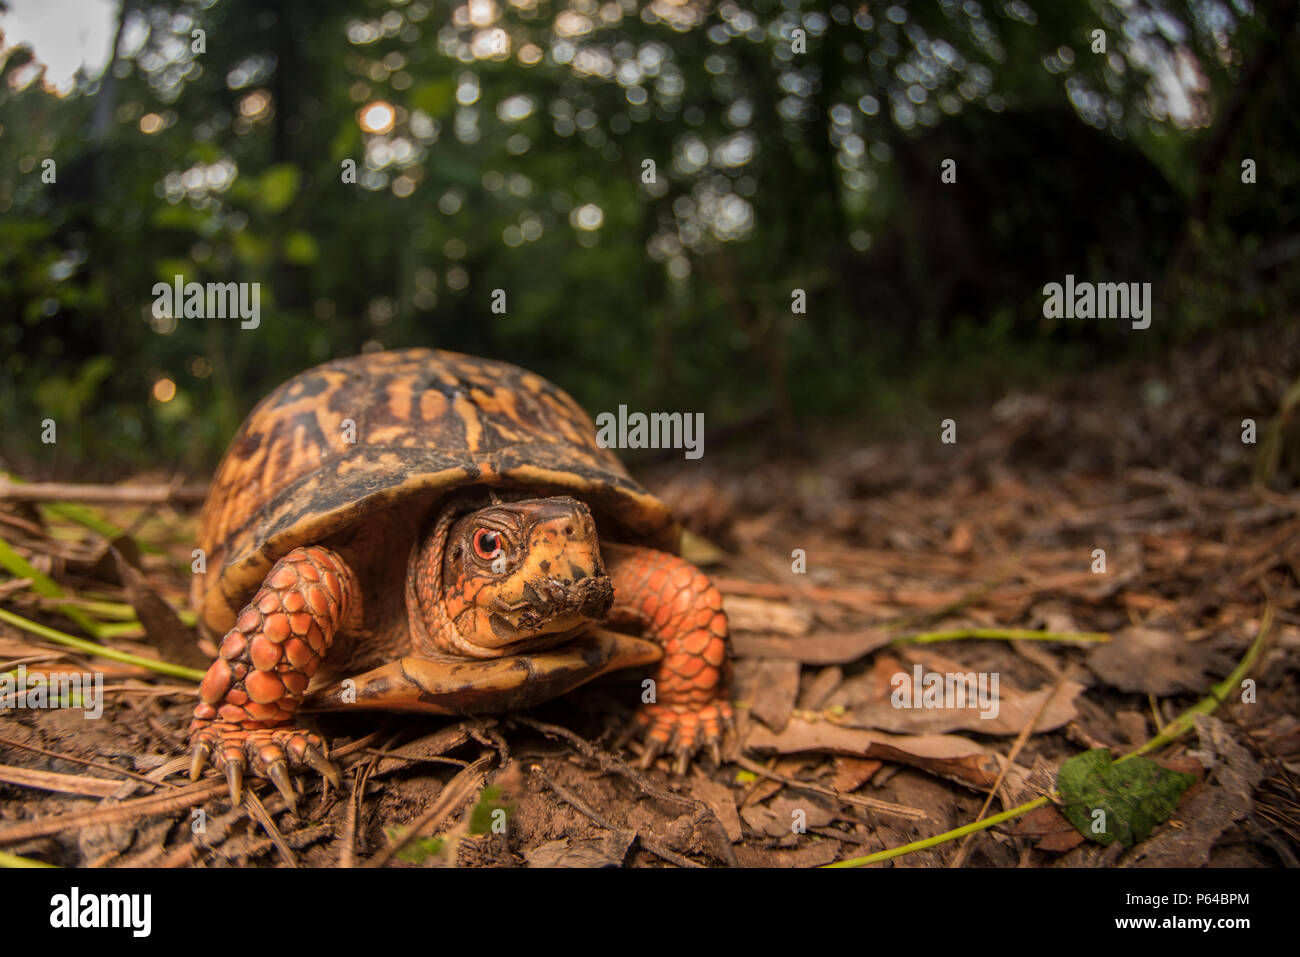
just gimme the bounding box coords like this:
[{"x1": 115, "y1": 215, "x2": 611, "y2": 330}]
[
  {"x1": 748, "y1": 659, "x2": 801, "y2": 731},
  {"x1": 739, "y1": 803, "x2": 786, "y2": 837},
  {"x1": 525, "y1": 834, "x2": 634, "y2": 868},
  {"x1": 1087, "y1": 627, "x2": 1219, "y2": 695},
  {"x1": 747, "y1": 717, "x2": 1029, "y2": 795},
  {"x1": 828, "y1": 649, "x2": 1083, "y2": 736},
  {"x1": 688, "y1": 773, "x2": 743, "y2": 843},
  {"x1": 722, "y1": 595, "x2": 813, "y2": 635},
  {"x1": 734, "y1": 840, "x2": 840, "y2": 867},
  {"x1": 798, "y1": 665, "x2": 844, "y2": 711},
  {"x1": 1000, "y1": 803, "x2": 1087, "y2": 853},
  {"x1": 769, "y1": 792, "x2": 836, "y2": 829},
  {"x1": 740, "y1": 775, "x2": 784, "y2": 808},
  {"x1": 732, "y1": 629, "x2": 893, "y2": 664},
  {"x1": 829, "y1": 756, "x2": 883, "y2": 793}
]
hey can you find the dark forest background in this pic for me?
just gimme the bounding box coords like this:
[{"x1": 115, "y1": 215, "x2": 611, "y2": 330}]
[{"x1": 0, "y1": 0, "x2": 1296, "y2": 473}]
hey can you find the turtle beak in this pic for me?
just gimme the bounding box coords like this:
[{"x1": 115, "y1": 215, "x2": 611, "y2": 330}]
[
  {"x1": 573, "y1": 575, "x2": 614, "y2": 619},
  {"x1": 483, "y1": 496, "x2": 613, "y2": 642},
  {"x1": 521, "y1": 574, "x2": 613, "y2": 621},
  {"x1": 509, "y1": 500, "x2": 612, "y2": 620}
]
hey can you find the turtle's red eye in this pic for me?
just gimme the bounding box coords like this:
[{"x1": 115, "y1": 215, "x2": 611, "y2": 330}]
[{"x1": 473, "y1": 529, "x2": 503, "y2": 561}]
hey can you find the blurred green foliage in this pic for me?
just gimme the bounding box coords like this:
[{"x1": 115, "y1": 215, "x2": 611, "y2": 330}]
[{"x1": 0, "y1": 0, "x2": 1296, "y2": 473}]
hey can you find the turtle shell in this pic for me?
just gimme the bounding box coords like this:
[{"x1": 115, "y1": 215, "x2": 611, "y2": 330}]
[{"x1": 193, "y1": 348, "x2": 678, "y2": 637}]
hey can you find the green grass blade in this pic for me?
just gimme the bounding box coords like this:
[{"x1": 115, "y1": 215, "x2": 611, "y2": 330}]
[{"x1": 0, "y1": 606, "x2": 204, "y2": 682}]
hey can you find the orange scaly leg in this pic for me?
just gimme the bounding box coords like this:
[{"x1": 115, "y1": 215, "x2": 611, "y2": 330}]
[
  {"x1": 188, "y1": 546, "x2": 357, "y2": 810},
  {"x1": 603, "y1": 542, "x2": 733, "y2": 773}
]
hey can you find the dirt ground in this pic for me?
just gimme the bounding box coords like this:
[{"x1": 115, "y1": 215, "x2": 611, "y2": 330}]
[{"x1": 1, "y1": 323, "x2": 1298, "y2": 867}]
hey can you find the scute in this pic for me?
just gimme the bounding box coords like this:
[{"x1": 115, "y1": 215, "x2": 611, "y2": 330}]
[{"x1": 194, "y1": 349, "x2": 678, "y2": 635}]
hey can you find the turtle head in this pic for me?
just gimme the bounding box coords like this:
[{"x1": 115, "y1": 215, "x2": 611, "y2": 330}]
[{"x1": 409, "y1": 495, "x2": 614, "y2": 658}]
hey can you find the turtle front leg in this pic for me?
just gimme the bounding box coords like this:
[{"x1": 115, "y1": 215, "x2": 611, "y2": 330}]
[
  {"x1": 603, "y1": 543, "x2": 733, "y2": 773},
  {"x1": 188, "y1": 546, "x2": 357, "y2": 811}
]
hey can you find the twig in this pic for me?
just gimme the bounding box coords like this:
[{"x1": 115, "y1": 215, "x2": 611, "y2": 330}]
[
  {"x1": 360, "y1": 747, "x2": 469, "y2": 769},
  {"x1": 0, "y1": 778, "x2": 228, "y2": 844},
  {"x1": 0, "y1": 733, "x2": 175, "y2": 789},
  {"x1": 0, "y1": 578, "x2": 35, "y2": 598},
  {"x1": 826, "y1": 794, "x2": 1055, "y2": 868},
  {"x1": 892, "y1": 628, "x2": 1110, "y2": 645},
  {"x1": 0, "y1": 481, "x2": 207, "y2": 505},
  {"x1": 0, "y1": 762, "x2": 123, "y2": 798},
  {"x1": 340, "y1": 731, "x2": 400, "y2": 868},
  {"x1": 731, "y1": 754, "x2": 926, "y2": 822},
  {"x1": 244, "y1": 790, "x2": 298, "y2": 867},
  {"x1": 339, "y1": 764, "x2": 367, "y2": 869},
  {"x1": 159, "y1": 843, "x2": 199, "y2": 868}
]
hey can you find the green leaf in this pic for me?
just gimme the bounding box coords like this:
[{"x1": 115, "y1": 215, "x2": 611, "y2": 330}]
[
  {"x1": 468, "y1": 784, "x2": 512, "y2": 836},
  {"x1": 329, "y1": 122, "x2": 361, "y2": 162},
  {"x1": 1056, "y1": 748, "x2": 1195, "y2": 847},
  {"x1": 232, "y1": 230, "x2": 271, "y2": 267},
  {"x1": 283, "y1": 230, "x2": 319, "y2": 264},
  {"x1": 257, "y1": 164, "x2": 300, "y2": 214},
  {"x1": 31, "y1": 356, "x2": 114, "y2": 424},
  {"x1": 383, "y1": 827, "x2": 445, "y2": 864},
  {"x1": 411, "y1": 79, "x2": 454, "y2": 117},
  {"x1": 152, "y1": 204, "x2": 208, "y2": 230},
  {"x1": 155, "y1": 258, "x2": 193, "y2": 284}
]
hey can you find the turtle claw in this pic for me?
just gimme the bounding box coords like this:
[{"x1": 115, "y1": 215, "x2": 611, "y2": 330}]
[
  {"x1": 639, "y1": 736, "x2": 666, "y2": 770},
  {"x1": 673, "y1": 746, "x2": 694, "y2": 777},
  {"x1": 303, "y1": 745, "x2": 341, "y2": 789},
  {"x1": 267, "y1": 761, "x2": 298, "y2": 814},
  {"x1": 634, "y1": 700, "x2": 734, "y2": 774},
  {"x1": 190, "y1": 717, "x2": 334, "y2": 809},
  {"x1": 189, "y1": 741, "x2": 211, "y2": 782},
  {"x1": 225, "y1": 761, "x2": 244, "y2": 806}
]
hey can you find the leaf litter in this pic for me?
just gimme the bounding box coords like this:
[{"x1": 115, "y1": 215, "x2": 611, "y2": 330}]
[{"x1": 0, "y1": 325, "x2": 1298, "y2": 867}]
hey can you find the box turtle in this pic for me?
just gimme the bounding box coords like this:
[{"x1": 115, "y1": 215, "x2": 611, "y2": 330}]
[{"x1": 188, "y1": 348, "x2": 732, "y2": 808}]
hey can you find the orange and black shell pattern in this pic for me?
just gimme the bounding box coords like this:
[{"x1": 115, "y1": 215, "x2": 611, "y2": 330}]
[{"x1": 193, "y1": 349, "x2": 678, "y2": 637}]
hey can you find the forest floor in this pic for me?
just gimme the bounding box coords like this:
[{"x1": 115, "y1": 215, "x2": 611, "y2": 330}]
[{"x1": 1, "y1": 323, "x2": 1298, "y2": 868}]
